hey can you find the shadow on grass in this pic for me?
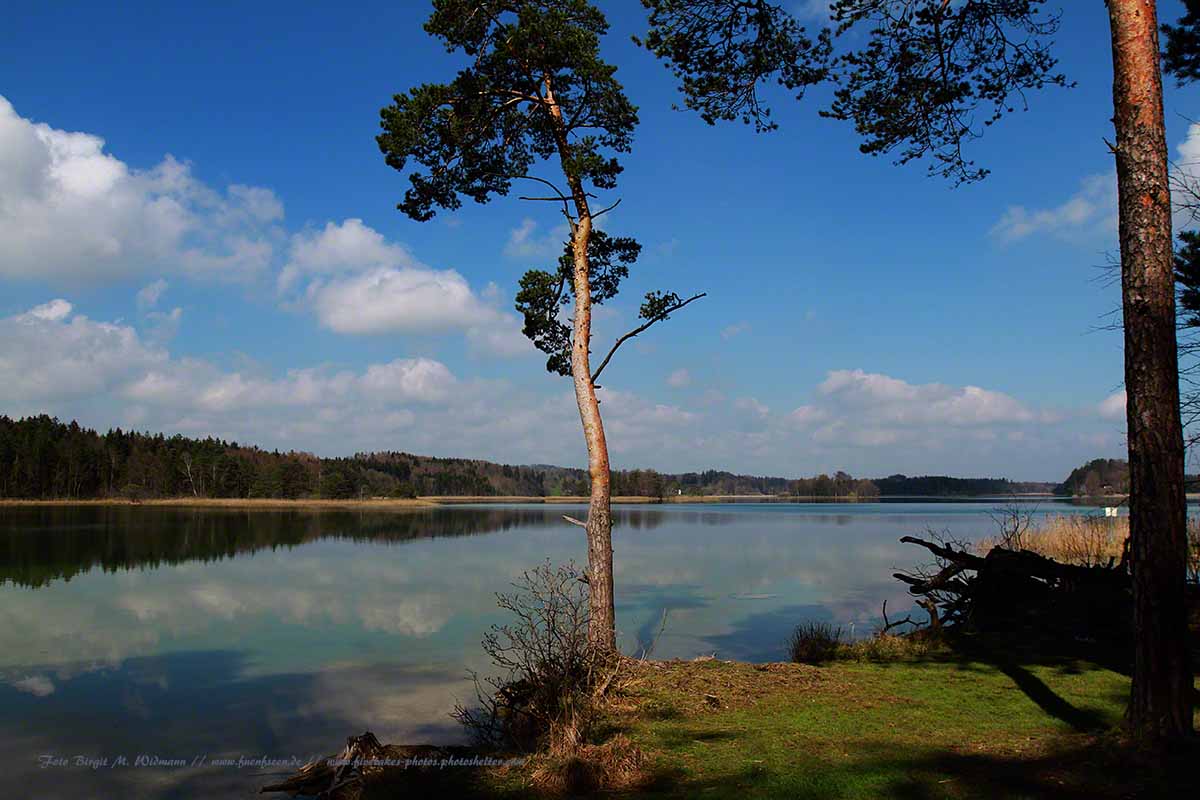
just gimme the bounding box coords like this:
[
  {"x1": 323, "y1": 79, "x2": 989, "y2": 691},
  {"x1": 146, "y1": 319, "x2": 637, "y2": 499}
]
[
  {"x1": 993, "y1": 661, "x2": 1109, "y2": 733},
  {"x1": 362, "y1": 735, "x2": 1200, "y2": 800},
  {"x1": 624, "y1": 736, "x2": 1200, "y2": 800}
]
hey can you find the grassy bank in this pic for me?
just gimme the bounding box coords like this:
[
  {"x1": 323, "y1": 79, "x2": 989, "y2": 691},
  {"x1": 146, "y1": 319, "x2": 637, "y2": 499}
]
[{"x1": 467, "y1": 646, "x2": 1197, "y2": 799}]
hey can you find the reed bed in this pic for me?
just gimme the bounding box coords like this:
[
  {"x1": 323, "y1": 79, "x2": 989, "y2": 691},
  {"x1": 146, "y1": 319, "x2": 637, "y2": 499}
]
[{"x1": 977, "y1": 512, "x2": 1200, "y2": 580}]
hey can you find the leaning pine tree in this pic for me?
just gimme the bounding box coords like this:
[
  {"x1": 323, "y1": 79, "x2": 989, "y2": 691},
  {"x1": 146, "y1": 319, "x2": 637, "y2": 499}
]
[
  {"x1": 378, "y1": 0, "x2": 702, "y2": 652},
  {"x1": 642, "y1": 0, "x2": 1192, "y2": 743}
]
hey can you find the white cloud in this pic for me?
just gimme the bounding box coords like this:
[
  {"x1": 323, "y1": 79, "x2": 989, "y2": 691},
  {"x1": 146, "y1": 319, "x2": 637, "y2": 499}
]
[
  {"x1": 28, "y1": 299, "x2": 73, "y2": 322},
  {"x1": 0, "y1": 301, "x2": 166, "y2": 409},
  {"x1": 788, "y1": 404, "x2": 830, "y2": 426},
  {"x1": 818, "y1": 369, "x2": 1038, "y2": 427},
  {"x1": 0, "y1": 95, "x2": 281, "y2": 282},
  {"x1": 990, "y1": 172, "x2": 1116, "y2": 242},
  {"x1": 1098, "y1": 390, "x2": 1126, "y2": 421},
  {"x1": 994, "y1": 126, "x2": 1200, "y2": 243},
  {"x1": 307, "y1": 266, "x2": 491, "y2": 334},
  {"x1": 282, "y1": 219, "x2": 532, "y2": 357},
  {"x1": 279, "y1": 218, "x2": 421, "y2": 290},
  {"x1": 666, "y1": 368, "x2": 692, "y2": 388},
  {"x1": 503, "y1": 218, "x2": 567, "y2": 260},
  {"x1": 145, "y1": 306, "x2": 183, "y2": 345},
  {"x1": 0, "y1": 99, "x2": 528, "y2": 358},
  {"x1": 0, "y1": 300, "x2": 1118, "y2": 478},
  {"x1": 136, "y1": 279, "x2": 169, "y2": 310},
  {"x1": 0, "y1": 300, "x2": 547, "y2": 460},
  {"x1": 360, "y1": 358, "x2": 456, "y2": 403},
  {"x1": 10, "y1": 675, "x2": 55, "y2": 697},
  {"x1": 466, "y1": 317, "x2": 534, "y2": 358},
  {"x1": 735, "y1": 396, "x2": 770, "y2": 418}
]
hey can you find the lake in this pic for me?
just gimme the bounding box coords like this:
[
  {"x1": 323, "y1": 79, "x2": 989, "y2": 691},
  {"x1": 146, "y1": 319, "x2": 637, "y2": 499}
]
[{"x1": 0, "y1": 500, "x2": 1110, "y2": 798}]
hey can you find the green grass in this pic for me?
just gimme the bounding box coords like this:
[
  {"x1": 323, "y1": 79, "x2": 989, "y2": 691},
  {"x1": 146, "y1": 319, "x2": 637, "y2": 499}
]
[
  {"x1": 601, "y1": 650, "x2": 1196, "y2": 799},
  {"x1": 364, "y1": 642, "x2": 1197, "y2": 799}
]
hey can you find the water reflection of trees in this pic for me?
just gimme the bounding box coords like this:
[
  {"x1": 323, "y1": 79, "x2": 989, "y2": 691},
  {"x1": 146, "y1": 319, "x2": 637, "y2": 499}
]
[
  {"x1": 0, "y1": 504, "x2": 710, "y2": 588},
  {"x1": 0, "y1": 507, "x2": 570, "y2": 588}
]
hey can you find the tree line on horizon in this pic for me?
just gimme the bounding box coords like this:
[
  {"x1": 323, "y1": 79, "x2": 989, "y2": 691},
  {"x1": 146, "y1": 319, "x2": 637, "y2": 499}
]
[{"x1": 0, "y1": 414, "x2": 1100, "y2": 501}]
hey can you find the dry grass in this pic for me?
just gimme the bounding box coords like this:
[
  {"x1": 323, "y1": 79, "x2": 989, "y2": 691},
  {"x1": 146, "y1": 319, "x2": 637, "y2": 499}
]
[
  {"x1": 976, "y1": 514, "x2": 1128, "y2": 566},
  {"x1": 977, "y1": 513, "x2": 1200, "y2": 576},
  {"x1": 528, "y1": 734, "x2": 649, "y2": 796}
]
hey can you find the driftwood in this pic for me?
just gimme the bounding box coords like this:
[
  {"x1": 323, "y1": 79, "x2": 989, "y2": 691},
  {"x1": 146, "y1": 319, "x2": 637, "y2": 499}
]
[
  {"x1": 260, "y1": 732, "x2": 453, "y2": 800},
  {"x1": 893, "y1": 535, "x2": 1133, "y2": 640}
]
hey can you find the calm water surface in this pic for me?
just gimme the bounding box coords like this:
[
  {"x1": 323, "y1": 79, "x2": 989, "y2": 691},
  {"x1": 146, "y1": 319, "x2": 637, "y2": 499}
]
[{"x1": 0, "y1": 501, "x2": 1110, "y2": 797}]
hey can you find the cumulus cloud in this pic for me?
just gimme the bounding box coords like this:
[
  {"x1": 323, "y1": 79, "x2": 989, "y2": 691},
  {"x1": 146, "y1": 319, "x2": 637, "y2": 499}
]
[
  {"x1": 136, "y1": 279, "x2": 169, "y2": 310},
  {"x1": 144, "y1": 306, "x2": 183, "y2": 345},
  {"x1": 503, "y1": 218, "x2": 568, "y2": 260},
  {"x1": 0, "y1": 300, "x2": 555, "y2": 461},
  {"x1": 0, "y1": 300, "x2": 167, "y2": 410},
  {"x1": 281, "y1": 219, "x2": 532, "y2": 357},
  {"x1": 0, "y1": 95, "x2": 281, "y2": 282},
  {"x1": 279, "y1": 218, "x2": 421, "y2": 290},
  {"x1": 0, "y1": 299, "x2": 1120, "y2": 478},
  {"x1": 735, "y1": 396, "x2": 770, "y2": 418},
  {"x1": 1, "y1": 98, "x2": 530, "y2": 358},
  {"x1": 817, "y1": 369, "x2": 1039, "y2": 427},
  {"x1": 787, "y1": 404, "x2": 830, "y2": 426},
  {"x1": 307, "y1": 267, "x2": 492, "y2": 334},
  {"x1": 1098, "y1": 390, "x2": 1126, "y2": 421}
]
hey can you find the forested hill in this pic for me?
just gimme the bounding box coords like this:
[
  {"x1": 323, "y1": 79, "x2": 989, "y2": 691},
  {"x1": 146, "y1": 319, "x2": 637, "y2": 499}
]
[
  {"x1": 1, "y1": 414, "x2": 1052, "y2": 500},
  {"x1": 871, "y1": 475, "x2": 1057, "y2": 497},
  {"x1": 1055, "y1": 459, "x2": 1130, "y2": 496}
]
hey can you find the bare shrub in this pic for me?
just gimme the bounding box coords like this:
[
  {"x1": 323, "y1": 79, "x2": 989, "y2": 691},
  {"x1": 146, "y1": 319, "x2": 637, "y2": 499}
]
[
  {"x1": 453, "y1": 561, "x2": 617, "y2": 755},
  {"x1": 787, "y1": 621, "x2": 843, "y2": 665},
  {"x1": 989, "y1": 503, "x2": 1035, "y2": 550}
]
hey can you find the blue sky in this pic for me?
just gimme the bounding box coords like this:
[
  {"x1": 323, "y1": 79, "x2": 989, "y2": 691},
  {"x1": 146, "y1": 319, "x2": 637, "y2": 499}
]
[{"x1": 1, "y1": 1, "x2": 1195, "y2": 480}]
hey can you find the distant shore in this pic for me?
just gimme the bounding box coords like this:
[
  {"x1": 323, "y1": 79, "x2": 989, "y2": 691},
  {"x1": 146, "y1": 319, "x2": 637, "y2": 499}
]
[
  {"x1": 0, "y1": 493, "x2": 1128, "y2": 510},
  {"x1": 1, "y1": 492, "x2": 1172, "y2": 512}
]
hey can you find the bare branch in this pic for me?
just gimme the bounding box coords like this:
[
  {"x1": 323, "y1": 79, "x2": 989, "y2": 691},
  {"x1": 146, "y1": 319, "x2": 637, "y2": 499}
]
[
  {"x1": 590, "y1": 292, "x2": 707, "y2": 384},
  {"x1": 562, "y1": 515, "x2": 587, "y2": 528},
  {"x1": 590, "y1": 197, "x2": 622, "y2": 219}
]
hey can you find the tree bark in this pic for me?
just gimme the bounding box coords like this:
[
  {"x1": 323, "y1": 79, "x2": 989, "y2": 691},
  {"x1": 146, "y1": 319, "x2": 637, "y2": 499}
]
[
  {"x1": 1107, "y1": 0, "x2": 1194, "y2": 743},
  {"x1": 545, "y1": 77, "x2": 618, "y2": 653}
]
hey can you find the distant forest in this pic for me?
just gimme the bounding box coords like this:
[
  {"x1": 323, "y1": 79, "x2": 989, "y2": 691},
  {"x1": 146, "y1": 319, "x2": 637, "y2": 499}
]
[
  {"x1": 1055, "y1": 458, "x2": 1130, "y2": 496},
  {"x1": 0, "y1": 415, "x2": 1071, "y2": 500}
]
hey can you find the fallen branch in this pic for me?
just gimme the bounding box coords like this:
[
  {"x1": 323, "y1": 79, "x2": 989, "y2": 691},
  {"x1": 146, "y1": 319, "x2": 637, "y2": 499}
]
[{"x1": 892, "y1": 533, "x2": 1133, "y2": 639}]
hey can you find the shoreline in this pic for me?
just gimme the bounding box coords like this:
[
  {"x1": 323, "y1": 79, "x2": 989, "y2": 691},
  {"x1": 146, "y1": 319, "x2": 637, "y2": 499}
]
[{"x1": 0, "y1": 493, "x2": 1139, "y2": 510}]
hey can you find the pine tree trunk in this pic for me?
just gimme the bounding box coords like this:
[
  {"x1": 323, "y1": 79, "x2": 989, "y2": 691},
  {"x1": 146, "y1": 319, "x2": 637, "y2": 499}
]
[
  {"x1": 1107, "y1": 0, "x2": 1194, "y2": 744},
  {"x1": 570, "y1": 215, "x2": 618, "y2": 654},
  {"x1": 544, "y1": 76, "x2": 618, "y2": 653}
]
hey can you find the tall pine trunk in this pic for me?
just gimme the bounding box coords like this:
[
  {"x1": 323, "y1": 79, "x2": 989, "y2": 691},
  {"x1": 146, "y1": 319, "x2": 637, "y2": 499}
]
[
  {"x1": 569, "y1": 215, "x2": 618, "y2": 653},
  {"x1": 1107, "y1": 0, "x2": 1193, "y2": 743},
  {"x1": 545, "y1": 77, "x2": 618, "y2": 653}
]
